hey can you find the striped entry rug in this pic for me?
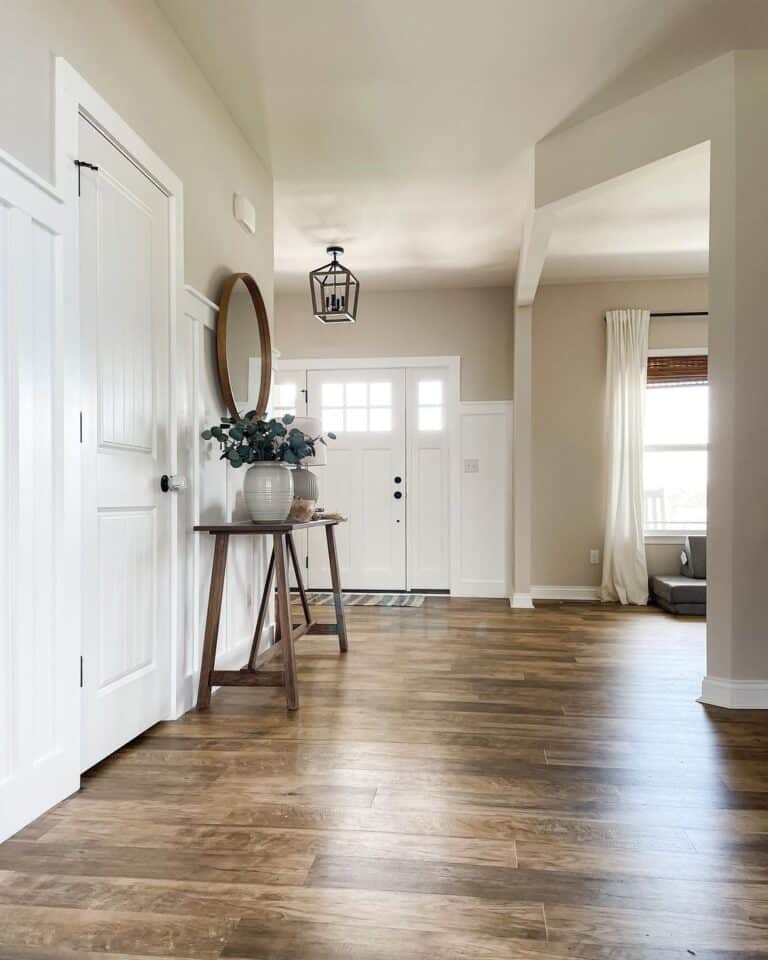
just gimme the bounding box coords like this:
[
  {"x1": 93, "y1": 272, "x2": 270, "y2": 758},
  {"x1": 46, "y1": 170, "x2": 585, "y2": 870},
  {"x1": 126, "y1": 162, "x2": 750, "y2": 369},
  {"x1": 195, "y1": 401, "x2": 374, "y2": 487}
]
[{"x1": 295, "y1": 592, "x2": 425, "y2": 608}]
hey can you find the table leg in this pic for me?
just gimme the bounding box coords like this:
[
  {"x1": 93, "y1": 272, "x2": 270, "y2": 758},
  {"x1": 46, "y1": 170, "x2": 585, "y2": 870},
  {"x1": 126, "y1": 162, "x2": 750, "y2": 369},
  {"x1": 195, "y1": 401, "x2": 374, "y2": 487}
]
[
  {"x1": 287, "y1": 532, "x2": 312, "y2": 627},
  {"x1": 197, "y1": 533, "x2": 229, "y2": 710},
  {"x1": 247, "y1": 548, "x2": 275, "y2": 671},
  {"x1": 274, "y1": 532, "x2": 299, "y2": 710},
  {"x1": 325, "y1": 524, "x2": 348, "y2": 653}
]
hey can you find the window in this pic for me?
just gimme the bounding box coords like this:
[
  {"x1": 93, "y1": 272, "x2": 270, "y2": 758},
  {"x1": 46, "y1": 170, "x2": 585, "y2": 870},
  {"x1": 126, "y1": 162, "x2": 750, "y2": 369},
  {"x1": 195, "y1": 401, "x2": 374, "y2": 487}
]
[
  {"x1": 272, "y1": 382, "x2": 297, "y2": 418},
  {"x1": 644, "y1": 355, "x2": 708, "y2": 536},
  {"x1": 322, "y1": 381, "x2": 392, "y2": 432},
  {"x1": 417, "y1": 379, "x2": 444, "y2": 432}
]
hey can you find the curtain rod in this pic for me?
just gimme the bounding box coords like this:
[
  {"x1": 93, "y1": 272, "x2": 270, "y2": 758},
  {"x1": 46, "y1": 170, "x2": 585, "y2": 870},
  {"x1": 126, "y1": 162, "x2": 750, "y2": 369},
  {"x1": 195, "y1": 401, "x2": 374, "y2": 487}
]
[{"x1": 605, "y1": 311, "x2": 708, "y2": 320}]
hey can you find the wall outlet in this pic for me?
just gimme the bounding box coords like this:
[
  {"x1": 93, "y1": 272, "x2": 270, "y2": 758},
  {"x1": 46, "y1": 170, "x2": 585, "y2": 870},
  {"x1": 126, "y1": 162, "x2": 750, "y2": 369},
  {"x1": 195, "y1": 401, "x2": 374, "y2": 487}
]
[
  {"x1": 463, "y1": 458, "x2": 479, "y2": 474},
  {"x1": 589, "y1": 549, "x2": 600, "y2": 565}
]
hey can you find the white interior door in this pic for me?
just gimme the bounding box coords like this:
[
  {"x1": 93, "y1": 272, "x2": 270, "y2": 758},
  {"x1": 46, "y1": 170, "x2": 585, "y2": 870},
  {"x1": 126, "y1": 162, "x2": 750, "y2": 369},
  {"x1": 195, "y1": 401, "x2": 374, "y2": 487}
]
[
  {"x1": 307, "y1": 369, "x2": 406, "y2": 590},
  {"x1": 79, "y1": 115, "x2": 171, "y2": 771}
]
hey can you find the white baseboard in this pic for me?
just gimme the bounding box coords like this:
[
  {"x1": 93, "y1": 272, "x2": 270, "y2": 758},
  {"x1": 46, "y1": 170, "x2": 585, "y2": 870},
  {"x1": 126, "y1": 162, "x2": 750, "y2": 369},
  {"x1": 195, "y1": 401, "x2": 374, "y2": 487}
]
[
  {"x1": 510, "y1": 592, "x2": 535, "y2": 609},
  {"x1": 532, "y1": 585, "x2": 601, "y2": 602},
  {"x1": 699, "y1": 676, "x2": 768, "y2": 709}
]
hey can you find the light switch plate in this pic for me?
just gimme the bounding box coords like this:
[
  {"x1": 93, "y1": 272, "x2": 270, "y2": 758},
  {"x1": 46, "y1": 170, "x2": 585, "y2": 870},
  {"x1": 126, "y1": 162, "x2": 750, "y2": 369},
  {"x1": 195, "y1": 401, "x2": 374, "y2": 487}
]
[{"x1": 464, "y1": 458, "x2": 479, "y2": 474}]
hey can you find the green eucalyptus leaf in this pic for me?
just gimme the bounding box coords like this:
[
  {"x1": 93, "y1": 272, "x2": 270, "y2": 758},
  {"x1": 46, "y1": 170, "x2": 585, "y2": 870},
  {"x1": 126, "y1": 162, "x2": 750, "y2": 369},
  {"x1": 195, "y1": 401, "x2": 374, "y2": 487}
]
[
  {"x1": 327, "y1": 432, "x2": 337, "y2": 440},
  {"x1": 201, "y1": 429, "x2": 213, "y2": 440}
]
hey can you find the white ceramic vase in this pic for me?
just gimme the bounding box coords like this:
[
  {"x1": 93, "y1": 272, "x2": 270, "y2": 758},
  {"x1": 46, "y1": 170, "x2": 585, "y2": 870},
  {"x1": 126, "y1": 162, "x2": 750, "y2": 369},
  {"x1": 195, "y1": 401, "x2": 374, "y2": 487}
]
[{"x1": 243, "y1": 462, "x2": 294, "y2": 523}]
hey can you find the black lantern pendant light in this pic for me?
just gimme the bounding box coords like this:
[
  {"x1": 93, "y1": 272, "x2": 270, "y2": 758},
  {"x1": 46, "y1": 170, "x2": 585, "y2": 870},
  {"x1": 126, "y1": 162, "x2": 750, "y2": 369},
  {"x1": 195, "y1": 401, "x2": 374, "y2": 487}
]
[{"x1": 309, "y1": 245, "x2": 360, "y2": 323}]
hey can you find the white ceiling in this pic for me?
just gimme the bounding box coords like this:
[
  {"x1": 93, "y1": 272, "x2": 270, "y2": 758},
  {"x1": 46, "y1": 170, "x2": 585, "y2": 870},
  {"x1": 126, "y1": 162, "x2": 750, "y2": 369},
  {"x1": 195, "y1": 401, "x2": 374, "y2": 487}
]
[
  {"x1": 159, "y1": 0, "x2": 768, "y2": 291},
  {"x1": 541, "y1": 142, "x2": 710, "y2": 283}
]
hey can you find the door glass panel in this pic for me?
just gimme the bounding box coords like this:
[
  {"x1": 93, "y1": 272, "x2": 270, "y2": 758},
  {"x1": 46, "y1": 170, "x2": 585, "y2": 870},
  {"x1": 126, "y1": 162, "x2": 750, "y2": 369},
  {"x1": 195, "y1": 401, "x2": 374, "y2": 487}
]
[
  {"x1": 346, "y1": 382, "x2": 367, "y2": 406},
  {"x1": 273, "y1": 381, "x2": 297, "y2": 417},
  {"x1": 370, "y1": 382, "x2": 391, "y2": 406},
  {"x1": 417, "y1": 378, "x2": 445, "y2": 432},
  {"x1": 322, "y1": 383, "x2": 344, "y2": 406},
  {"x1": 418, "y1": 380, "x2": 442, "y2": 404},
  {"x1": 345, "y1": 407, "x2": 368, "y2": 432},
  {"x1": 323, "y1": 408, "x2": 344, "y2": 433}
]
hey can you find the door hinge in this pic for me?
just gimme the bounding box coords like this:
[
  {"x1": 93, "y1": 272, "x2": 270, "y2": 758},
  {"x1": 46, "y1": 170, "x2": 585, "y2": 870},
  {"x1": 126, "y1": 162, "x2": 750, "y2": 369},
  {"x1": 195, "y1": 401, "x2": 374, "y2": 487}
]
[
  {"x1": 80, "y1": 656, "x2": 83, "y2": 688},
  {"x1": 74, "y1": 160, "x2": 99, "y2": 197},
  {"x1": 305, "y1": 556, "x2": 309, "y2": 569},
  {"x1": 79, "y1": 411, "x2": 83, "y2": 444}
]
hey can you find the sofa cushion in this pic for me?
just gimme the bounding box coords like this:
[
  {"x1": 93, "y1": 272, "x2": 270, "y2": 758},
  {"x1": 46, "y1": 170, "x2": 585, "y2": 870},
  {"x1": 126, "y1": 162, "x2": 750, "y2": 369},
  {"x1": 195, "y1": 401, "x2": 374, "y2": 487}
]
[
  {"x1": 650, "y1": 575, "x2": 707, "y2": 606},
  {"x1": 654, "y1": 596, "x2": 706, "y2": 616}
]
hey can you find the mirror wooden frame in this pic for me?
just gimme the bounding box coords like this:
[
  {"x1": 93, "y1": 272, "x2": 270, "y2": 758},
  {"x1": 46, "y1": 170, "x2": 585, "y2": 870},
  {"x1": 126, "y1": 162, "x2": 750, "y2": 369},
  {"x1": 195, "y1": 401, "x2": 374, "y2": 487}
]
[{"x1": 216, "y1": 272, "x2": 272, "y2": 420}]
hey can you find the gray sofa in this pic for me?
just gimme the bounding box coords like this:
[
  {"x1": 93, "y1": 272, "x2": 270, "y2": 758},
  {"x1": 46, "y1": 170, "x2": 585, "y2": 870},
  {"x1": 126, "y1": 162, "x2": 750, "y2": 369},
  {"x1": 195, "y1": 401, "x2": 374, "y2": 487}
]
[{"x1": 649, "y1": 535, "x2": 706, "y2": 616}]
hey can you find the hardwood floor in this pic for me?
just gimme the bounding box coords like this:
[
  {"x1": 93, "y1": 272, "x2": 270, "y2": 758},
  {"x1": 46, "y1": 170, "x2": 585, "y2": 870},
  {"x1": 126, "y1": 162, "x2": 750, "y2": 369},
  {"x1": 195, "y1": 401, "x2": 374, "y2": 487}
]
[{"x1": 3, "y1": 599, "x2": 768, "y2": 958}]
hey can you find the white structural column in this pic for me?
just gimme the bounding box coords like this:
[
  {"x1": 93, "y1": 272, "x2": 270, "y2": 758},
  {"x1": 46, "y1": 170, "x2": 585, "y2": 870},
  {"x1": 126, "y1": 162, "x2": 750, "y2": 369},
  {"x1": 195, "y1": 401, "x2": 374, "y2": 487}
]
[
  {"x1": 511, "y1": 302, "x2": 534, "y2": 608},
  {"x1": 702, "y1": 52, "x2": 768, "y2": 708}
]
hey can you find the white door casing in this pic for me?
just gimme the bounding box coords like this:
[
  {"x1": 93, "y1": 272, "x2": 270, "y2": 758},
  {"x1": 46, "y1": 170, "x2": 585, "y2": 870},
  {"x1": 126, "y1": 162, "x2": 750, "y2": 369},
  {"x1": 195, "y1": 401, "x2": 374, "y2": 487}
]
[
  {"x1": 307, "y1": 368, "x2": 407, "y2": 590},
  {"x1": 79, "y1": 116, "x2": 172, "y2": 771}
]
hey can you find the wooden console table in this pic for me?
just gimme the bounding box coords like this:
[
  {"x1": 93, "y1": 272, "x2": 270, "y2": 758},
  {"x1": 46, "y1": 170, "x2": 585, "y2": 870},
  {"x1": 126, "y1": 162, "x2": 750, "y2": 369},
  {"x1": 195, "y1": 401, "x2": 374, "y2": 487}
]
[{"x1": 194, "y1": 519, "x2": 347, "y2": 711}]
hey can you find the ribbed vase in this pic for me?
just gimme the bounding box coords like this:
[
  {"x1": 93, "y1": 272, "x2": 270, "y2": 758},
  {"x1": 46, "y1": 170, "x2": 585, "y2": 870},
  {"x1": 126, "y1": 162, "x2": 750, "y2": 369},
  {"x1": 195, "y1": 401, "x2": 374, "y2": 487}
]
[
  {"x1": 287, "y1": 465, "x2": 319, "y2": 523},
  {"x1": 243, "y1": 462, "x2": 294, "y2": 523}
]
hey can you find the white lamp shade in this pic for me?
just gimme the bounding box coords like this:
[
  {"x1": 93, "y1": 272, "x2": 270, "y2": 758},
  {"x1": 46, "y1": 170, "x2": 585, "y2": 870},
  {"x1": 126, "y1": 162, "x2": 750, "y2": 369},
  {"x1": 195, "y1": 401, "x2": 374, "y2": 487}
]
[{"x1": 291, "y1": 416, "x2": 327, "y2": 466}]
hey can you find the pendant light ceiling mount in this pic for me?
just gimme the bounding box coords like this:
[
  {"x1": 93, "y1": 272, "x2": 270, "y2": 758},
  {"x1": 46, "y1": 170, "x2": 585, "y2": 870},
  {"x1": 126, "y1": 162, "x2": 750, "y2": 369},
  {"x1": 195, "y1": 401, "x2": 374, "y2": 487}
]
[{"x1": 309, "y1": 245, "x2": 360, "y2": 324}]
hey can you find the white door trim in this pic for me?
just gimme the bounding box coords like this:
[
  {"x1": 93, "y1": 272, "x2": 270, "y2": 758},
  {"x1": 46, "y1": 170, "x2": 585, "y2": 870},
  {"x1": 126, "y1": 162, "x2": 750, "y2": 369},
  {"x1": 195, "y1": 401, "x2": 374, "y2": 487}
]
[
  {"x1": 279, "y1": 356, "x2": 461, "y2": 593},
  {"x1": 55, "y1": 58, "x2": 186, "y2": 720}
]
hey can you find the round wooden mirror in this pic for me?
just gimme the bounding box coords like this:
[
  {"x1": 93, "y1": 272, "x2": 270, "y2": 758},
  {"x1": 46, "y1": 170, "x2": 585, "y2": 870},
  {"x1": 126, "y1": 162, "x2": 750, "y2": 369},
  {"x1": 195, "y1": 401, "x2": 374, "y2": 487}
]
[{"x1": 216, "y1": 272, "x2": 272, "y2": 420}]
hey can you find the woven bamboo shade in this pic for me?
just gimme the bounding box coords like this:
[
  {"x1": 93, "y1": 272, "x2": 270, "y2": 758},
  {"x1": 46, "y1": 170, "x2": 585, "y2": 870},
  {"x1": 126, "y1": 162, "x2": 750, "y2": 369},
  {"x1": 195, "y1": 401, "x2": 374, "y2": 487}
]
[{"x1": 647, "y1": 355, "x2": 708, "y2": 385}]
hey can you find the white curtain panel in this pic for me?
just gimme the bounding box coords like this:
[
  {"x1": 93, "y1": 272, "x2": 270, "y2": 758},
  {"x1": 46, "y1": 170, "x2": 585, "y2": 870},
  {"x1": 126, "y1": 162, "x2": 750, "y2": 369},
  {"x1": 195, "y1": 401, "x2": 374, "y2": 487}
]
[{"x1": 601, "y1": 309, "x2": 650, "y2": 605}]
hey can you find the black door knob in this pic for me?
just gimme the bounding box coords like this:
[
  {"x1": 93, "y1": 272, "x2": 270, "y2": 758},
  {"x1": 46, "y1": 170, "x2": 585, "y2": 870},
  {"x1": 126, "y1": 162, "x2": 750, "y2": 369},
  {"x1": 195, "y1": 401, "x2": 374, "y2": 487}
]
[
  {"x1": 394, "y1": 491, "x2": 403, "y2": 500},
  {"x1": 394, "y1": 475, "x2": 402, "y2": 484}
]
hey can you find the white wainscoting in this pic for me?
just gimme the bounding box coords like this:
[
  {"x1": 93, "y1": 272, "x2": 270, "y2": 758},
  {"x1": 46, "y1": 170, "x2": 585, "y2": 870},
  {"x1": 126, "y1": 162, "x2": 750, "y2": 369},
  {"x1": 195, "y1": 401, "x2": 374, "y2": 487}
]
[
  {"x1": 178, "y1": 287, "x2": 273, "y2": 714},
  {"x1": 0, "y1": 149, "x2": 80, "y2": 842},
  {"x1": 452, "y1": 401, "x2": 512, "y2": 598}
]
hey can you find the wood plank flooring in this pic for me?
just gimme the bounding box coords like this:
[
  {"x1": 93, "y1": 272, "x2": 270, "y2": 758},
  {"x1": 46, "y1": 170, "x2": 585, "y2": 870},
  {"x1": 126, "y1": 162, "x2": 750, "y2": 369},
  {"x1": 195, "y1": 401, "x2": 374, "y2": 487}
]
[{"x1": 3, "y1": 599, "x2": 768, "y2": 958}]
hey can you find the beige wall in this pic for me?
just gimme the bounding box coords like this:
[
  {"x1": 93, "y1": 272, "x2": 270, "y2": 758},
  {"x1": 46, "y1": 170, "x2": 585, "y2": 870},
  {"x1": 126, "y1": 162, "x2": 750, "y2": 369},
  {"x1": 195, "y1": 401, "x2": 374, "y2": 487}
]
[
  {"x1": 275, "y1": 287, "x2": 514, "y2": 402},
  {"x1": 532, "y1": 276, "x2": 709, "y2": 587},
  {"x1": 1, "y1": 0, "x2": 272, "y2": 307}
]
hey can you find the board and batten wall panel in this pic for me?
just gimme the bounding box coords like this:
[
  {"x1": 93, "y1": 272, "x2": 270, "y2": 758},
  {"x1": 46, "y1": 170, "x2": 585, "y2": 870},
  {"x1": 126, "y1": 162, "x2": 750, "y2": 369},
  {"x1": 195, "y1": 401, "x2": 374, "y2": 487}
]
[
  {"x1": 454, "y1": 402, "x2": 512, "y2": 597},
  {"x1": 0, "y1": 150, "x2": 80, "y2": 842},
  {"x1": 180, "y1": 288, "x2": 273, "y2": 713}
]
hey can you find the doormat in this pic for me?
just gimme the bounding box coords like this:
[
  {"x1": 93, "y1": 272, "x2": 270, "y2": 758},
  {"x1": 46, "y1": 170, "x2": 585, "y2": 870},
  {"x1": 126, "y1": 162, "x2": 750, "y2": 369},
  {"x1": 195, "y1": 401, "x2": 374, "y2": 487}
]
[{"x1": 295, "y1": 592, "x2": 425, "y2": 608}]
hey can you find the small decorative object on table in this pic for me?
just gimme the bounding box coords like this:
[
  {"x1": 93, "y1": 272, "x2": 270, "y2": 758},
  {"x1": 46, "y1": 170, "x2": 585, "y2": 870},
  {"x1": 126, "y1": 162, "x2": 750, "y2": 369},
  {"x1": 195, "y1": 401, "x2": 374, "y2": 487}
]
[
  {"x1": 284, "y1": 416, "x2": 335, "y2": 522},
  {"x1": 201, "y1": 413, "x2": 335, "y2": 523}
]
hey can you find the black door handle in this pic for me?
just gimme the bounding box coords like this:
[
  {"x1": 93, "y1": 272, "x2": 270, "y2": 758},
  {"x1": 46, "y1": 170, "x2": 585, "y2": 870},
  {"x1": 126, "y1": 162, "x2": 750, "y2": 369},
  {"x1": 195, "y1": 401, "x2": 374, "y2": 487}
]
[
  {"x1": 394, "y1": 475, "x2": 402, "y2": 484},
  {"x1": 394, "y1": 491, "x2": 403, "y2": 500}
]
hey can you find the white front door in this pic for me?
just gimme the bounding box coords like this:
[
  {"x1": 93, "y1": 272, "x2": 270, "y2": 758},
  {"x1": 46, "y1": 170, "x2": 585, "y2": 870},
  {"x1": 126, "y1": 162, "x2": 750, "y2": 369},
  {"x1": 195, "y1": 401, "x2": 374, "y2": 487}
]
[
  {"x1": 307, "y1": 369, "x2": 406, "y2": 590},
  {"x1": 79, "y1": 115, "x2": 171, "y2": 771}
]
